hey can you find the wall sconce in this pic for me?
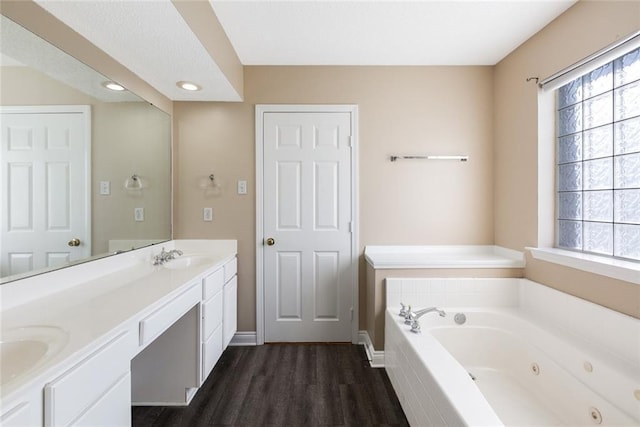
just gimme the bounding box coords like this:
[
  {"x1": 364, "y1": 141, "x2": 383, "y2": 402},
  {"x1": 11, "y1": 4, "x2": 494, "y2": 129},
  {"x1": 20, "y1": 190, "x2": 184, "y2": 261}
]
[
  {"x1": 124, "y1": 173, "x2": 144, "y2": 192},
  {"x1": 199, "y1": 173, "x2": 221, "y2": 196}
]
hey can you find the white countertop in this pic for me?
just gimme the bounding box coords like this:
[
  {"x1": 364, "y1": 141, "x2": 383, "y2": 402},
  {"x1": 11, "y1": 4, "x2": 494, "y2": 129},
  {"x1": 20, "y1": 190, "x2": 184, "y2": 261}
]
[
  {"x1": 0, "y1": 239, "x2": 236, "y2": 400},
  {"x1": 364, "y1": 245, "x2": 525, "y2": 269}
]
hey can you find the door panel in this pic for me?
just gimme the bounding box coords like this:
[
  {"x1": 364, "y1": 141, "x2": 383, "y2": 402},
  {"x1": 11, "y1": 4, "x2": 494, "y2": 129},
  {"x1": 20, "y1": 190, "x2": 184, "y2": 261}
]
[
  {"x1": 263, "y1": 110, "x2": 353, "y2": 342},
  {"x1": 276, "y1": 251, "x2": 302, "y2": 320}
]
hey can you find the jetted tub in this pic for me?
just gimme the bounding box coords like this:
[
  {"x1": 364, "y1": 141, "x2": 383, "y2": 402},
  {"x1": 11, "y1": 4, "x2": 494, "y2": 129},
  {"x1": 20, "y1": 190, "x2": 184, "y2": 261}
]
[{"x1": 384, "y1": 278, "x2": 640, "y2": 426}]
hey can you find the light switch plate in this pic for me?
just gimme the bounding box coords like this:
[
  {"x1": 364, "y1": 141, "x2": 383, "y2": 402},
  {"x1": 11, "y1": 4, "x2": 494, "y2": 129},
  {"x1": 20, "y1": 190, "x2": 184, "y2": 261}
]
[
  {"x1": 100, "y1": 181, "x2": 110, "y2": 195},
  {"x1": 237, "y1": 180, "x2": 247, "y2": 195},
  {"x1": 134, "y1": 207, "x2": 144, "y2": 221},
  {"x1": 203, "y1": 207, "x2": 213, "y2": 221}
]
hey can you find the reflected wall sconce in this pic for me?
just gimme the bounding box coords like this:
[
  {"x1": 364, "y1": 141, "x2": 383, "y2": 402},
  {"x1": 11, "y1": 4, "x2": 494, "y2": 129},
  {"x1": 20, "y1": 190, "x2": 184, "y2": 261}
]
[{"x1": 199, "y1": 173, "x2": 221, "y2": 196}]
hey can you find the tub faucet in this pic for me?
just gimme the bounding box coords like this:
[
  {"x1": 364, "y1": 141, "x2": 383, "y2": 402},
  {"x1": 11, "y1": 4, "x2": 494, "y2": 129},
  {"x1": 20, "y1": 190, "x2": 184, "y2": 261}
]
[{"x1": 409, "y1": 307, "x2": 446, "y2": 333}]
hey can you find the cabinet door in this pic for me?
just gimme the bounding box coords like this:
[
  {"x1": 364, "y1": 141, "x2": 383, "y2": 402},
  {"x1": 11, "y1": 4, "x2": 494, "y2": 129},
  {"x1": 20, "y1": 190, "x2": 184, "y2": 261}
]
[
  {"x1": 202, "y1": 324, "x2": 223, "y2": 382},
  {"x1": 0, "y1": 397, "x2": 40, "y2": 427},
  {"x1": 223, "y1": 276, "x2": 237, "y2": 348},
  {"x1": 72, "y1": 373, "x2": 131, "y2": 426}
]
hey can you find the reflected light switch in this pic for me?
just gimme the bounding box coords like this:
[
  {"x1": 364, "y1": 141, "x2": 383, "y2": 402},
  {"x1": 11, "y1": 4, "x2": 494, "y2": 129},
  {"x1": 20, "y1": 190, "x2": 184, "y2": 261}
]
[
  {"x1": 134, "y1": 207, "x2": 144, "y2": 221},
  {"x1": 203, "y1": 207, "x2": 213, "y2": 221},
  {"x1": 100, "y1": 181, "x2": 110, "y2": 195}
]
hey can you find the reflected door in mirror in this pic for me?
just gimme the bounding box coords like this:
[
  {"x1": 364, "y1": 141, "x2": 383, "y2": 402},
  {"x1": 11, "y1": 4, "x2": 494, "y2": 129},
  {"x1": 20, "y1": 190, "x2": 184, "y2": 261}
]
[{"x1": 1, "y1": 106, "x2": 91, "y2": 277}]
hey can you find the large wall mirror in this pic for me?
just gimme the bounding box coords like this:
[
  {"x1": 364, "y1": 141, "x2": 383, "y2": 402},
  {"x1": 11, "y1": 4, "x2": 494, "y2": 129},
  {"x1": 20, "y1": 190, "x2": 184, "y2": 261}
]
[{"x1": 0, "y1": 15, "x2": 172, "y2": 283}]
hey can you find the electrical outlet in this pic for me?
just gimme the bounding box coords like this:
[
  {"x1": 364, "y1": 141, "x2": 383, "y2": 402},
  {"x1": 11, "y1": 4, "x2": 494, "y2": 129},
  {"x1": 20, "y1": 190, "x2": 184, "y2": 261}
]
[
  {"x1": 203, "y1": 207, "x2": 213, "y2": 221},
  {"x1": 237, "y1": 180, "x2": 248, "y2": 195},
  {"x1": 100, "y1": 181, "x2": 110, "y2": 195},
  {"x1": 134, "y1": 207, "x2": 144, "y2": 221}
]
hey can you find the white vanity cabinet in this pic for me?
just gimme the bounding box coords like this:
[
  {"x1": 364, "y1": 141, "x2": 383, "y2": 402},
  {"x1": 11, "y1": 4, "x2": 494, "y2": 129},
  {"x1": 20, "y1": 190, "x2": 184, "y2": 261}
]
[
  {"x1": 44, "y1": 329, "x2": 136, "y2": 426},
  {"x1": 201, "y1": 268, "x2": 224, "y2": 383},
  {"x1": 200, "y1": 256, "x2": 237, "y2": 382},
  {"x1": 223, "y1": 258, "x2": 238, "y2": 348},
  {"x1": 1, "y1": 240, "x2": 238, "y2": 426}
]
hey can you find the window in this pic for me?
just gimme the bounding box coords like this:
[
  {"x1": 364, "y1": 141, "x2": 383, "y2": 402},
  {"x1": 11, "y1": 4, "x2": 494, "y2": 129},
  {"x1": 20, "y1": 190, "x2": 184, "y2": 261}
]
[{"x1": 556, "y1": 47, "x2": 640, "y2": 261}]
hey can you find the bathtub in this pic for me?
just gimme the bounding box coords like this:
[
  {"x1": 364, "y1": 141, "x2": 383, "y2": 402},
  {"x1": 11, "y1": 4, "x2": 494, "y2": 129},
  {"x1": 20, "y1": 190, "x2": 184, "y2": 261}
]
[{"x1": 384, "y1": 279, "x2": 640, "y2": 426}]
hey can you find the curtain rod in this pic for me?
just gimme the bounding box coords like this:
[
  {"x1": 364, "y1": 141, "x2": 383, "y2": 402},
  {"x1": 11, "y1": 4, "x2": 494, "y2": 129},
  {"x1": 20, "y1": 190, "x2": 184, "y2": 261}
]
[{"x1": 540, "y1": 29, "x2": 640, "y2": 88}]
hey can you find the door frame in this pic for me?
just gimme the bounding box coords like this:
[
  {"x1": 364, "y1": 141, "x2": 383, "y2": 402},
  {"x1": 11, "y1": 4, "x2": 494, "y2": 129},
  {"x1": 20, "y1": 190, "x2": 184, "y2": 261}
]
[
  {"x1": 255, "y1": 104, "x2": 359, "y2": 345},
  {"x1": 0, "y1": 105, "x2": 92, "y2": 277}
]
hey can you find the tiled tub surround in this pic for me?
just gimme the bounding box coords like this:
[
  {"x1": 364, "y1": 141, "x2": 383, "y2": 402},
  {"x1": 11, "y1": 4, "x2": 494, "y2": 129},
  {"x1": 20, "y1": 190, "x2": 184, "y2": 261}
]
[
  {"x1": 385, "y1": 278, "x2": 640, "y2": 426},
  {"x1": 364, "y1": 246, "x2": 525, "y2": 357},
  {"x1": 0, "y1": 239, "x2": 237, "y2": 426}
]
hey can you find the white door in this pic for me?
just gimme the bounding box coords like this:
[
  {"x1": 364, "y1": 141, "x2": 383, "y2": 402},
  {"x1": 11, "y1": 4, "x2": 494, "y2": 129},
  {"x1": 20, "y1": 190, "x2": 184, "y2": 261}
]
[
  {"x1": 0, "y1": 106, "x2": 91, "y2": 278},
  {"x1": 260, "y1": 106, "x2": 356, "y2": 342}
]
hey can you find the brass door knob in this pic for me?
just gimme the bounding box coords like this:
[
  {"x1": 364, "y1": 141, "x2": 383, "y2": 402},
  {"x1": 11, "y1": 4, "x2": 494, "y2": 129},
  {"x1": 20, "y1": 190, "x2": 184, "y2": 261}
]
[
  {"x1": 265, "y1": 237, "x2": 275, "y2": 246},
  {"x1": 68, "y1": 238, "x2": 81, "y2": 247}
]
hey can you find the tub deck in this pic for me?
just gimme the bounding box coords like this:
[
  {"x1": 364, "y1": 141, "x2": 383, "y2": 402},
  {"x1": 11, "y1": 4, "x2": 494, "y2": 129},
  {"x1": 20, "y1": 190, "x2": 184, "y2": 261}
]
[{"x1": 384, "y1": 278, "x2": 640, "y2": 427}]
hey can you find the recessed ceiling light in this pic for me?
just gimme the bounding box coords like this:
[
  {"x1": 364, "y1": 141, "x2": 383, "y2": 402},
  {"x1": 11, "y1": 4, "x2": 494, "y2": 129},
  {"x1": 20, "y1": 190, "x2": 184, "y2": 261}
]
[
  {"x1": 102, "y1": 81, "x2": 125, "y2": 91},
  {"x1": 177, "y1": 81, "x2": 201, "y2": 91}
]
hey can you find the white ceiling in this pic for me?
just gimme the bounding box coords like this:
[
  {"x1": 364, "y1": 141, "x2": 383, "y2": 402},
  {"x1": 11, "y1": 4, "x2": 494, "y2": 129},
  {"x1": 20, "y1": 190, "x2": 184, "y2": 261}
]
[
  {"x1": 35, "y1": 0, "x2": 242, "y2": 101},
  {"x1": 33, "y1": 0, "x2": 577, "y2": 101},
  {"x1": 211, "y1": 0, "x2": 577, "y2": 66}
]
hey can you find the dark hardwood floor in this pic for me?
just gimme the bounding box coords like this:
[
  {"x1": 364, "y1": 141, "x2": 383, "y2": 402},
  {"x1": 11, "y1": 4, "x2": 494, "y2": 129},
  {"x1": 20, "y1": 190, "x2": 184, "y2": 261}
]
[{"x1": 132, "y1": 344, "x2": 408, "y2": 426}]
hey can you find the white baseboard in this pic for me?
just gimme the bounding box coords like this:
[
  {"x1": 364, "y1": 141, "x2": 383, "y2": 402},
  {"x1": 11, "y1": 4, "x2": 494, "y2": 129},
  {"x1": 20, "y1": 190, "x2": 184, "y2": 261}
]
[
  {"x1": 229, "y1": 331, "x2": 257, "y2": 346},
  {"x1": 358, "y1": 330, "x2": 385, "y2": 368},
  {"x1": 228, "y1": 330, "x2": 383, "y2": 366}
]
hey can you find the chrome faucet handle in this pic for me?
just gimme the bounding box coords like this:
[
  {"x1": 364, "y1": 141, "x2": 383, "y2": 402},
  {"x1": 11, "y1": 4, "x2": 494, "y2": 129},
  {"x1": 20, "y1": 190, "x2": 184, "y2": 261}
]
[
  {"x1": 410, "y1": 319, "x2": 421, "y2": 333},
  {"x1": 404, "y1": 307, "x2": 413, "y2": 325},
  {"x1": 399, "y1": 303, "x2": 407, "y2": 317}
]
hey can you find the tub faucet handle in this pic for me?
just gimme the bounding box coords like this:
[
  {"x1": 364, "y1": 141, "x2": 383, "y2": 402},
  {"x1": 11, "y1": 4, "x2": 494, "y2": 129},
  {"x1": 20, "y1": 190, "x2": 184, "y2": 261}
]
[
  {"x1": 404, "y1": 305, "x2": 413, "y2": 324},
  {"x1": 410, "y1": 318, "x2": 421, "y2": 333},
  {"x1": 399, "y1": 303, "x2": 407, "y2": 317}
]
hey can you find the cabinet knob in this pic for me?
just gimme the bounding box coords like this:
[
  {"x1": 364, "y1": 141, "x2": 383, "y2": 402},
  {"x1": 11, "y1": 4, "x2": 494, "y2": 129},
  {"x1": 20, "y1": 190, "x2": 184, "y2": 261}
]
[
  {"x1": 68, "y1": 238, "x2": 81, "y2": 247},
  {"x1": 265, "y1": 237, "x2": 275, "y2": 246}
]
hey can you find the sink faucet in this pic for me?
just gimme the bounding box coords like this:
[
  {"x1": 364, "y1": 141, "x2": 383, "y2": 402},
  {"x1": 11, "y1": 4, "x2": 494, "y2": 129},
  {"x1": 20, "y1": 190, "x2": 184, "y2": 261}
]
[
  {"x1": 409, "y1": 307, "x2": 446, "y2": 333},
  {"x1": 152, "y1": 247, "x2": 183, "y2": 265}
]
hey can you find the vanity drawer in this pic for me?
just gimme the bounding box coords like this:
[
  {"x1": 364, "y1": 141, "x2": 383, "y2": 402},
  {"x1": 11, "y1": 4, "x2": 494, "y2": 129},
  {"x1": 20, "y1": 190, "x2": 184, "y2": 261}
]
[
  {"x1": 139, "y1": 283, "x2": 201, "y2": 346},
  {"x1": 224, "y1": 257, "x2": 237, "y2": 282},
  {"x1": 203, "y1": 268, "x2": 224, "y2": 300},
  {"x1": 203, "y1": 289, "x2": 223, "y2": 341},
  {"x1": 202, "y1": 323, "x2": 223, "y2": 382},
  {"x1": 44, "y1": 330, "x2": 135, "y2": 427}
]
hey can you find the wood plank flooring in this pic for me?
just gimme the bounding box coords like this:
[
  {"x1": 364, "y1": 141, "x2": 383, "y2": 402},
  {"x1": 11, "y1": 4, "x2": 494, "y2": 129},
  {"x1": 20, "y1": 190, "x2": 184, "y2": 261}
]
[{"x1": 132, "y1": 344, "x2": 408, "y2": 426}]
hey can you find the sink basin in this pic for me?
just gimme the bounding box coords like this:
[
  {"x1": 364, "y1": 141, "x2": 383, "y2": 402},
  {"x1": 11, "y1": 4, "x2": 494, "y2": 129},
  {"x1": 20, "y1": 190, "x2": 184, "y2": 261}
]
[
  {"x1": 1, "y1": 326, "x2": 68, "y2": 386},
  {"x1": 163, "y1": 255, "x2": 213, "y2": 270}
]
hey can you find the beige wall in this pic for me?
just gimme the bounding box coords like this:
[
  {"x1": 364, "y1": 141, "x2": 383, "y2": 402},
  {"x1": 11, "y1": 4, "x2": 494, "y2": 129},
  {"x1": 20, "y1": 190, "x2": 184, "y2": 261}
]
[
  {"x1": 92, "y1": 103, "x2": 172, "y2": 254},
  {"x1": 173, "y1": 66, "x2": 495, "y2": 332},
  {"x1": 494, "y1": 0, "x2": 640, "y2": 318},
  {"x1": 1, "y1": 66, "x2": 172, "y2": 256}
]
